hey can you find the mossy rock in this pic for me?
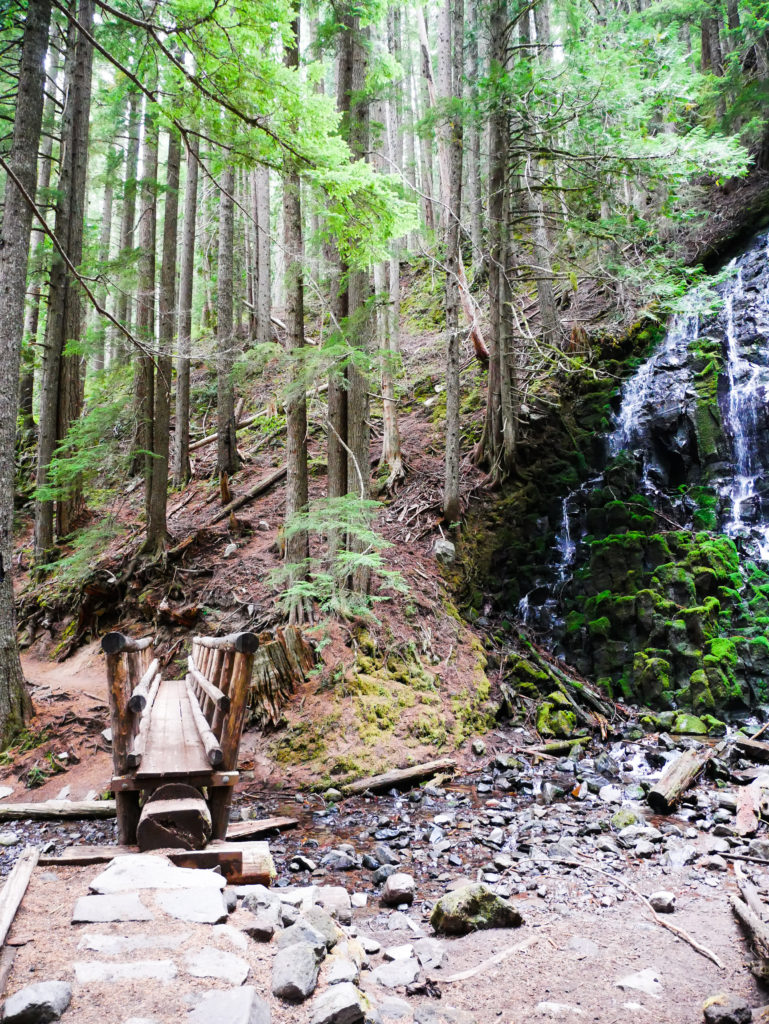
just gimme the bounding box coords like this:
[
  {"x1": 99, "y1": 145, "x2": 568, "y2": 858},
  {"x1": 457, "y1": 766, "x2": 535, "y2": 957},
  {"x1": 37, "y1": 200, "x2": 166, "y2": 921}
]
[
  {"x1": 536, "y1": 700, "x2": 576, "y2": 738},
  {"x1": 430, "y1": 883, "x2": 523, "y2": 936},
  {"x1": 671, "y1": 712, "x2": 708, "y2": 735}
]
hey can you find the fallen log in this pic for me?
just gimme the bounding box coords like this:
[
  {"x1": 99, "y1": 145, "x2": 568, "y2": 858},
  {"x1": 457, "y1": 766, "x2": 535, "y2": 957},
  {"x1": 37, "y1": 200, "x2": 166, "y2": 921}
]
[
  {"x1": 189, "y1": 384, "x2": 328, "y2": 453},
  {"x1": 0, "y1": 801, "x2": 116, "y2": 821},
  {"x1": 210, "y1": 466, "x2": 286, "y2": 525},
  {"x1": 341, "y1": 758, "x2": 457, "y2": 797},
  {"x1": 226, "y1": 816, "x2": 298, "y2": 840},
  {"x1": 136, "y1": 783, "x2": 212, "y2": 852},
  {"x1": 732, "y1": 892, "x2": 769, "y2": 978},
  {"x1": 647, "y1": 747, "x2": 715, "y2": 815},
  {"x1": 0, "y1": 848, "x2": 39, "y2": 947},
  {"x1": 179, "y1": 840, "x2": 274, "y2": 885}
]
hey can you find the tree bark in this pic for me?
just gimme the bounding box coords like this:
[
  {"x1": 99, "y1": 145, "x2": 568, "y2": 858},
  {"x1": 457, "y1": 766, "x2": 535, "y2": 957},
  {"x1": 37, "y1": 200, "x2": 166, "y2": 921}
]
[
  {"x1": 217, "y1": 165, "x2": 239, "y2": 478},
  {"x1": 34, "y1": 0, "x2": 94, "y2": 562},
  {"x1": 475, "y1": 0, "x2": 513, "y2": 477},
  {"x1": 172, "y1": 135, "x2": 198, "y2": 488},
  {"x1": 145, "y1": 130, "x2": 180, "y2": 551},
  {"x1": 19, "y1": 51, "x2": 58, "y2": 431},
  {"x1": 282, "y1": 14, "x2": 310, "y2": 617},
  {"x1": 134, "y1": 93, "x2": 158, "y2": 504},
  {"x1": 440, "y1": 0, "x2": 463, "y2": 526},
  {"x1": 114, "y1": 90, "x2": 141, "y2": 362},
  {"x1": 0, "y1": 0, "x2": 51, "y2": 740},
  {"x1": 254, "y1": 164, "x2": 271, "y2": 348},
  {"x1": 92, "y1": 152, "x2": 117, "y2": 372}
]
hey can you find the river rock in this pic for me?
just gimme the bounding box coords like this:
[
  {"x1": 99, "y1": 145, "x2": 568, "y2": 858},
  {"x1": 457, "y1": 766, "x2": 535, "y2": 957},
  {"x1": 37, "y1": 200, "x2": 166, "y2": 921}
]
[
  {"x1": 433, "y1": 539, "x2": 456, "y2": 566},
  {"x1": 241, "y1": 912, "x2": 276, "y2": 942},
  {"x1": 703, "y1": 994, "x2": 752, "y2": 1024},
  {"x1": 304, "y1": 906, "x2": 341, "y2": 949},
  {"x1": 371, "y1": 958, "x2": 420, "y2": 989},
  {"x1": 381, "y1": 873, "x2": 415, "y2": 907},
  {"x1": 272, "y1": 942, "x2": 321, "y2": 1001},
  {"x1": 188, "y1": 986, "x2": 270, "y2": 1024},
  {"x1": 614, "y1": 967, "x2": 662, "y2": 998},
  {"x1": 414, "y1": 937, "x2": 448, "y2": 970},
  {"x1": 430, "y1": 883, "x2": 523, "y2": 935},
  {"x1": 317, "y1": 886, "x2": 353, "y2": 925},
  {"x1": 648, "y1": 891, "x2": 676, "y2": 914},
  {"x1": 277, "y1": 919, "x2": 328, "y2": 959},
  {"x1": 310, "y1": 982, "x2": 365, "y2": 1024},
  {"x1": 2, "y1": 981, "x2": 72, "y2": 1023}
]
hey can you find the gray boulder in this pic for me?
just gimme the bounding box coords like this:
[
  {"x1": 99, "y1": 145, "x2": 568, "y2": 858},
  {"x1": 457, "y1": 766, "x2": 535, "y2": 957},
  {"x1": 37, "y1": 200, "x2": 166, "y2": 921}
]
[
  {"x1": 703, "y1": 995, "x2": 751, "y2": 1024},
  {"x1": 277, "y1": 918, "x2": 328, "y2": 959},
  {"x1": 433, "y1": 539, "x2": 456, "y2": 566},
  {"x1": 272, "y1": 941, "x2": 321, "y2": 1002},
  {"x1": 381, "y1": 873, "x2": 415, "y2": 907},
  {"x1": 310, "y1": 983, "x2": 365, "y2": 1024},
  {"x1": 430, "y1": 883, "x2": 523, "y2": 936},
  {"x1": 2, "y1": 981, "x2": 72, "y2": 1024}
]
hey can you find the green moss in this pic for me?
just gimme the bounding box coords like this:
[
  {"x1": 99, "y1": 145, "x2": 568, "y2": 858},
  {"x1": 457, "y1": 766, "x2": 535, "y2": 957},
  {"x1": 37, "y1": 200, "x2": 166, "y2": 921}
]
[{"x1": 588, "y1": 616, "x2": 611, "y2": 639}]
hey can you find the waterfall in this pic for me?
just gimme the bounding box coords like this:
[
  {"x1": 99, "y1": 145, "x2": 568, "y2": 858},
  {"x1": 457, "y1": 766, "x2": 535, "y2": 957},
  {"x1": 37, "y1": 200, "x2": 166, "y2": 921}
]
[{"x1": 517, "y1": 230, "x2": 769, "y2": 632}]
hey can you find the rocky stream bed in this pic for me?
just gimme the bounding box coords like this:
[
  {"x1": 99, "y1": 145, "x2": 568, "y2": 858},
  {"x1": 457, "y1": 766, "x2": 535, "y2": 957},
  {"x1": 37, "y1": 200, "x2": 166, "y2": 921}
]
[{"x1": 2, "y1": 715, "x2": 769, "y2": 1023}]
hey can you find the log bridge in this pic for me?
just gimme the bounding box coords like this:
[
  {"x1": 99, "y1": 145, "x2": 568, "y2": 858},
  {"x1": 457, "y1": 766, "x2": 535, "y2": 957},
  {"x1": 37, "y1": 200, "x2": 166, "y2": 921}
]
[{"x1": 103, "y1": 630, "x2": 259, "y2": 852}]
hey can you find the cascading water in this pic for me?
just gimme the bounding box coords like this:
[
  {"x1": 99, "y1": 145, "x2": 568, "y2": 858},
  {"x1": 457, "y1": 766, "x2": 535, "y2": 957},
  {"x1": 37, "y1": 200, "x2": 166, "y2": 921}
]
[{"x1": 519, "y1": 230, "x2": 769, "y2": 634}]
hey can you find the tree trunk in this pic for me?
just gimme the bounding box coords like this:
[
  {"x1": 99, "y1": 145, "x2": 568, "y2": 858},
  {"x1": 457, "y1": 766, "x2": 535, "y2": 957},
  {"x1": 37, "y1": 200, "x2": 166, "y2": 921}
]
[
  {"x1": 172, "y1": 135, "x2": 198, "y2": 488},
  {"x1": 134, "y1": 94, "x2": 158, "y2": 505},
  {"x1": 475, "y1": 0, "x2": 512, "y2": 477},
  {"x1": 19, "y1": 51, "x2": 58, "y2": 432},
  {"x1": 254, "y1": 164, "x2": 271, "y2": 348},
  {"x1": 217, "y1": 165, "x2": 239, "y2": 478},
  {"x1": 327, "y1": 12, "x2": 355, "y2": 507},
  {"x1": 466, "y1": 1, "x2": 483, "y2": 277},
  {"x1": 92, "y1": 153, "x2": 116, "y2": 372},
  {"x1": 0, "y1": 0, "x2": 51, "y2": 741},
  {"x1": 34, "y1": 0, "x2": 94, "y2": 562},
  {"x1": 145, "y1": 131, "x2": 180, "y2": 551},
  {"x1": 441, "y1": 0, "x2": 463, "y2": 526},
  {"x1": 114, "y1": 90, "x2": 141, "y2": 364},
  {"x1": 283, "y1": 15, "x2": 310, "y2": 621}
]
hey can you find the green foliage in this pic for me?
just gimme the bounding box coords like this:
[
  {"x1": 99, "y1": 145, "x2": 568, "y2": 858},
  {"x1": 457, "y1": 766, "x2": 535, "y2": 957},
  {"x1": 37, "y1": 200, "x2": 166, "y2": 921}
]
[
  {"x1": 39, "y1": 520, "x2": 124, "y2": 592},
  {"x1": 271, "y1": 495, "x2": 407, "y2": 621}
]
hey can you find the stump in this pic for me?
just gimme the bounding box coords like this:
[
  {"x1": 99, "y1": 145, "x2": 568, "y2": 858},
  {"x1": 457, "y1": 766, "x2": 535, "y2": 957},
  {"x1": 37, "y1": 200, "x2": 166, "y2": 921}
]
[{"x1": 248, "y1": 627, "x2": 315, "y2": 728}]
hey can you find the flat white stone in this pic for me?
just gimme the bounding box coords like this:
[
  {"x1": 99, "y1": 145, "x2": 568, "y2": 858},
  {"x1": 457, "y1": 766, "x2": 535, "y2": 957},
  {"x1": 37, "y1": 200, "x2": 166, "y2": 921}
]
[
  {"x1": 74, "y1": 960, "x2": 176, "y2": 983},
  {"x1": 351, "y1": 893, "x2": 367, "y2": 908},
  {"x1": 383, "y1": 944, "x2": 415, "y2": 962},
  {"x1": 188, "y1": 986, "x2": 270, "y2": 1024},
  {"x1": 371, "y1": 958, "x2": 420, "y2": 989},
  {"x1": 536, "y1": 1002, "x2": 585, "y2": 1017},
  {"x1": 72, "y1": 894, "x2": 154, "y2": 923},
  {"x1": 0, "y1": 786, "x2": 14, "y2": 800},
  {"x1": 78, "y1": 933, "x2": 185, "y2": 954},
  {"x1": 325, "y1": 957, "x2": 360, "y2": 985},
  {"x1": 90, "y1": 854, "x2": 226, "y2": 894},
  {"x1": 213, "y1": 924, "x2": 249, "y2": 951},
  {"x1": 155, "y1": 888, "x2": 228, "y2": 925},
  {"x1": 614, "y1": 968, "x2": 662, "y2": 999},
  {"x1": 310, "y1": 982, "x2": 365, "y2": 1024},
  {"x1": 185, "y1": 946, "x2": 249, "y2": 984}
]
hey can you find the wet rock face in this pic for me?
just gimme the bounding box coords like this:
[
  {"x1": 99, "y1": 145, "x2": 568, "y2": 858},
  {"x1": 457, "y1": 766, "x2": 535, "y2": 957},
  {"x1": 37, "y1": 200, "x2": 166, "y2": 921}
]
[{"x1": 510, "y1": 231, "x2": 769, "y2": 714}]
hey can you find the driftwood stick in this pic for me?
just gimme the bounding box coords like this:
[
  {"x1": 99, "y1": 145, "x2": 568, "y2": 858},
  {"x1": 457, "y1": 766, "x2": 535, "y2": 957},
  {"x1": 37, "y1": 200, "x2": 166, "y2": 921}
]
[
  {"x1": 185, "y1": 680, "x2": 224, "y2": 767},
  {"x1": 732, "y1": 894, "x2": 769, "y2": 960},
  {"x1": 575, "y1": 857, "x2": 724, "y2": 968},
  {"x1": 432, "y1": 935, "x2": 540, "y2": 983},
  {"x1": 341, "y1": 758, "x2": 457, "y2": 797},
  {"x1": 0, "y1": 847, "x2": 39, "y2": 947},
  {"x1": 187, "y1": 657, "x2": 230, "y2": 712}
]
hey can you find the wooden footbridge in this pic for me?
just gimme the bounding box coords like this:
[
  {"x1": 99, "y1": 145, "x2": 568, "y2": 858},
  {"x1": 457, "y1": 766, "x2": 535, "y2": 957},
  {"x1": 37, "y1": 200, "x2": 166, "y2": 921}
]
[{"x1": 102, "y1": 630, "x2": 259, "y2": 852}]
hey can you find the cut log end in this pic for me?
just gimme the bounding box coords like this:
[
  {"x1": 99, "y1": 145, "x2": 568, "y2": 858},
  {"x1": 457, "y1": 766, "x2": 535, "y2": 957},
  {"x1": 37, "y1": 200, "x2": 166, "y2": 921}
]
[
  {"x1": 234, "y1": 632, "x2": 260, "y2": 654},
  {"x1": 102, "y1": 632, "x2": 128, "y2": 655},
  {"x1": 127, "y1": 693, "x2": 147, "y2": 714}
]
